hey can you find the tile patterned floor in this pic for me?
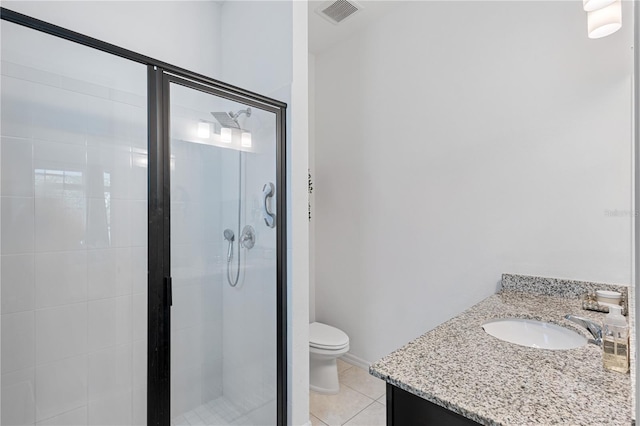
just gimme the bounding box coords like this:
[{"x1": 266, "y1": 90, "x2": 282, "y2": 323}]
[
  {"x1": 310, "y1": 359, "x2": 386, "y2": 426},
  {"x1": 171, "y1": 396, "x2": 246, "y2": 425},
  {"x1": 172, "y1": 359, "x2": 385, "y2": 426}
]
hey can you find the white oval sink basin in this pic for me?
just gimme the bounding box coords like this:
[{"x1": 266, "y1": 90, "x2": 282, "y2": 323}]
[{"x1": 482, "y1": 318, "x2": 587, "y2": 350}]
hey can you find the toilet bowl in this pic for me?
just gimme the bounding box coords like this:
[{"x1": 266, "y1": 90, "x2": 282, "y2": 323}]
[{"x1": 309, "y1": 322, "x2": 349, "y2": 394}]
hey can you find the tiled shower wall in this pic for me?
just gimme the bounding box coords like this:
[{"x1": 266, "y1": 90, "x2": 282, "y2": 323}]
[
  {"x1": 170, "y1": 133, "x2": 224, "y2": 416},
  {"x1": 220, "y1": 119, "x2": 278, "y2": 423},
  {"x1": 1, "y1": 22, "x2": 147, "y2": 425}
]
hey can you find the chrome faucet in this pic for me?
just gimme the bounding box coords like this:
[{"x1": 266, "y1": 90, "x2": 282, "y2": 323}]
[{"x1": 564, "y1": 314, "x2": 602, "y2": 346}]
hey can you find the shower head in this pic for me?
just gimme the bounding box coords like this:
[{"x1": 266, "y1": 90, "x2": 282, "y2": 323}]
[
  {"x1": 211, "y1": 107, "x2": 251, "y2": 129},
  {"x1": 223, "y1": 229, "x2": 235, "y2": 241}
]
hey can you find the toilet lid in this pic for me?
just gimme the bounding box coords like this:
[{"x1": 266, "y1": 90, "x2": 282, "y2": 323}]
[{"x1": 310, "y1": 322, "x2": 349, "y2": 349}]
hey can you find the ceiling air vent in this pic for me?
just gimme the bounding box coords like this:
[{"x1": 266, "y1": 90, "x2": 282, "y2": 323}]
[{"x1": 315, "y1": 0, "x2": 363, "y2": 25}]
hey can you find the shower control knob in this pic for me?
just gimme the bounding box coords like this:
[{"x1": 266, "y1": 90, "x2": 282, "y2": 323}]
[{"x1": 240, "y1": 225, "x2": 256, "y2": 249}]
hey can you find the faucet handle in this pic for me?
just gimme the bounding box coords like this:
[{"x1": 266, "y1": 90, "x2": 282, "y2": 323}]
[{"x1": 564, "y1": 314, "x2": 602, "y2": 346}]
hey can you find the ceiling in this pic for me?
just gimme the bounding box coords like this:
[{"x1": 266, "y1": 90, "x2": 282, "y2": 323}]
[{"x1": 308, "y1": 1, "x2": 407, "y2": 55}]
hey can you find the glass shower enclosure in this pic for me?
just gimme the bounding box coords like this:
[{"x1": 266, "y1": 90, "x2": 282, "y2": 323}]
[
  {"x1": 167, "y1": 77, "x2": 281, "y2": 425},
  {"x1": 0, "y1": 8, "x2": 286, "y2": 426}
]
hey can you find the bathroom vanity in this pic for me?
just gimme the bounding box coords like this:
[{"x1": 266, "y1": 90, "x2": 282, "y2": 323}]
[{"x1": 370, "y1": 274, "x2": 632, "y2": 425}]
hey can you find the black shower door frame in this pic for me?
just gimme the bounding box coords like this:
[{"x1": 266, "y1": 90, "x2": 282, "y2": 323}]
[{"x1": 0, "y1": 8, "x2": 288, "y2": 426}]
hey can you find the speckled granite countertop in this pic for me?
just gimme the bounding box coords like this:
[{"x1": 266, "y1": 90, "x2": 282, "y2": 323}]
[{"x1": 370, "y1": 274, "x2": 632, "y2": 426}]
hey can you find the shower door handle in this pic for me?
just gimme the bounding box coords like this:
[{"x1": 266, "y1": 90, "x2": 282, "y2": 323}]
[{"x1": 262, "y1": 182, "x2": 276, "y2": 228}]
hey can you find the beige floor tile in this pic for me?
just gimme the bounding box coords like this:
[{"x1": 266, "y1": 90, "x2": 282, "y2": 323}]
[
  {"x1": 337, "y1": 358, "x2": 352, "y2": 373},
  {"x1": 343, "y1": 401, "x2": 386, "y2": 426},
  {"x1": 377, "y1": 394, "x2": 386, "y2": 406},
  {"x1": 310, "y1": 386, "x2": 374, "y2": 426},
  {"x1": 310, "y1": 414, "x2": 328, "y2": 426},
  {"x1": 339, "y1": 366, "x2": 386, "y2": 400}
]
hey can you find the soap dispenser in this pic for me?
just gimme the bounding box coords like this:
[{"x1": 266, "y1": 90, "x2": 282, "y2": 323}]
[{"x1": 602, "y1": 305, "x2": 629, "y2": 373}]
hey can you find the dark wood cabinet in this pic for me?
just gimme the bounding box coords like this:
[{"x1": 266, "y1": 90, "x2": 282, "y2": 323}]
[{"x1": 386, "y1": 383, "x2": 481, "y2": 426}]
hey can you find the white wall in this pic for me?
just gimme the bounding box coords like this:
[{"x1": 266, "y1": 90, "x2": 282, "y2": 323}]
[
  {"x1": 313, "y1": 1, "x2": 635, "y2": 364},
  {"x1": 309, "y1": 53, "x2": 316, "y2": 323}
]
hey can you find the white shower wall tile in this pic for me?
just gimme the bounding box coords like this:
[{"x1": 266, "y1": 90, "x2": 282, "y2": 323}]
[
  {"x1": 172, "y1": 281, "x2": 204, "y2": 331},
  {"x1": 87, "y1": 390, "x2": 133, "y2": 426},
  {"x1": 1, "y1": 254, "x2": 35, "y2": 314},
  {"x1": 1, "y1": 367, "x2": 36, "y2": 426},
  {"x1": 130, "y1": 152, "x2": 148, "y2": 199},
  {"x1": 35, "y1": 303, "x2": 87, "y2": 364},
  {"x1": 201, "y1": 361, "x2": 223, "y2": 403},
  {"x1": 109, "y1": 198, "x2": 133, "y2": 247},
  {"x1": 36, "y1": 406, "x2": 87, "y2": 426},
  {"x1": 130, "y1": 200, "x2": 148, "y2": 246},
  {"x1": 172, "y1": 327, "x2": 204, "y2": 371},
  {"x1": 131, "y1": 246, "x2": 148, "y2": 293},
  {"x1": 31, "y1": 84, "x2": 87, "y2": 145},
  {"x1": 85, "y1": 197, "x2": 110, "y2": 249},
  {"x1": 115, "y1": 247, "x2": 134, "y2": 296},
  {"x1": 1, "y1": 76, "x2": 35, "y2": 139},
  {"x1": 35, "y1": 250, "x2": 87, "y2": 308},
  {"x1": 1, "y1": 311, "x2": 35, "y2": 374},
  {"x1": 132, "y1": 339, "x2": 147, "y2": 424},
  {"x1": 132, "y1": 292, "x2": 148, "y2": 342},
  {"x1": 1, "y1": 196, "x2": 35, "y2": 254},
  {"x1": 35, "y1": 355, "x2": 88, "y2": 422},
  {"x1": 109, "y1": 88, "x2": 146, "y2": 109},
  {"x1": 87, "y1": 344, "x2": 133, "y2": 400},
  {"x1": 86, "y1": 139, "x2": 133, "y2": 199},
  {"x1": 171, "y1": 364, "x2": 204, "y2": 417},
  {"x1": 111, "y1": 102, "x2": 146, "y2": 142},
  {"x1": 59, "y1": 75, "x2": 110, "y2": 99},
  {"x1": 34, "y1": 197, "x2": 86, "y2": 252},
  {"x1": 87, "y1": 296, "x2": 133, "y2": 352},
  {"x1": 33, "y1": 138, "x2": 86, "y2": 169},
  {"x1": 85, "y1": 96, "x2": 116, "y2": 139},
  {"x1": 87, "y1": 249, "x2": 118, "y2": 299},
  {"x1": 1, "y1": 136, "x2": 34, "y2": 197},
  {"x1": 1, "y1": 61, "x2": 61, "y2": 88},
  {"x1": 132, "y1": 339, "x2": 147, "y2": 389},
  {"x1": 132, "y1": 384, "x2": 147, "y2": 426}
]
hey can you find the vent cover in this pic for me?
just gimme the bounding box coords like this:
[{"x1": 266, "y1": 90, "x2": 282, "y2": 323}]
[{"x1": 315, "y1": 0, "x2": 362, "y2": 25}]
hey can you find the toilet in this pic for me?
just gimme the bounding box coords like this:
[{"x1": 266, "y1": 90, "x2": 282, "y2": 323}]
[{"x1": 309, "y1": 322, "x2": 350, "y2": 394}]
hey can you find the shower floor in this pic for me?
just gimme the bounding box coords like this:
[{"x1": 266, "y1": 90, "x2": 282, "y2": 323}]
[{"x1": 171, "y1": 397, "x2": 246, "y2": 426}]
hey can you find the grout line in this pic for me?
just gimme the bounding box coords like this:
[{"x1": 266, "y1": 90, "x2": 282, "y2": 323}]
[
  {"x1": 310, "y1": 414, "x2": 329, "y2": 426},
  {"x1": 339, "y1": 399, "x2": 376, "y2": 426},
  {"x1": 340, "y1": 379, "x2": 385, "y2": 402}
]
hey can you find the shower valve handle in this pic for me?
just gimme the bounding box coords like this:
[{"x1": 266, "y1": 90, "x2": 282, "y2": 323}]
[{"x1": 262, "y1": 183, "x2": 276, "y2": 228}]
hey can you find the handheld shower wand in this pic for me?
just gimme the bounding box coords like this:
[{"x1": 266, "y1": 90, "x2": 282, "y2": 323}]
[
  {"x1": 223, "y1": 228, "x2": 241, "y2": 287},
  {"x1": 223, "y1": 229, "x2": 235, "y2": 262}
]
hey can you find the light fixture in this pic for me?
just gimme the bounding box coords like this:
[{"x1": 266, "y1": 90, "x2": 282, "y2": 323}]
[
  {"x1": 587, "y1": 0, "x2": 621, "y2": 39},
  {"x1": 583, "y1": 0, "x2": 615, "y2": 12},
  {"x1": 221, "y1": 127, "x2": 233, "y2": 144},
  {"x1": 241, "y1": 131, "x2": 252, "y2": 148},
  {"x1": 197, "y1": 122, "x2": 210, "y2": 138}
]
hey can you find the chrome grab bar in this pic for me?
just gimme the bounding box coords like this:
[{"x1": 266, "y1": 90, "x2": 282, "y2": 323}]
[{"x1": 262, "y1": 182, "x2": 276, "y2": 228}]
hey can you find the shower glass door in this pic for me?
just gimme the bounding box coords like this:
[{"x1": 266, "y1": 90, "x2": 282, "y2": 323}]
[
  {"x1": 167, "y1": 77, "x2": 280, "y2": 425},
  {"x1": 1, "y1": 19, "x2": 147, "y2": 425}
]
